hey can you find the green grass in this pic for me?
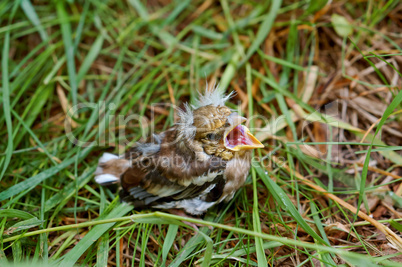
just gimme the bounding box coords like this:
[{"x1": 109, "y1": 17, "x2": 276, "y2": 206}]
[{"x1": 1, "y1": 0, "x2": 402, "y2": 266}]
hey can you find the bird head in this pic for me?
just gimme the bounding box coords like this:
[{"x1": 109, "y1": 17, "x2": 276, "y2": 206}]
[{"x1": 176, "y1": 88, "x2": 264, "y2": 161}]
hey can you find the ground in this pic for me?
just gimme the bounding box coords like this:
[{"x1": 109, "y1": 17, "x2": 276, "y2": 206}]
[{"x1": 1, "y1": 0, "x2": 402, "y2": 266}]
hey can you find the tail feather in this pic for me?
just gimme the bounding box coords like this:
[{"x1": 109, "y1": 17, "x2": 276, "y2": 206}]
[{"x1": 94, "y1": 153, "x2": 130, "y2": 185}]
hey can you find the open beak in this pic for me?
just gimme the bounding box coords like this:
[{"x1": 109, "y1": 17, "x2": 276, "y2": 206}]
[{"x1": 223, "y1": 113, "x2": 264, "y2": 152}]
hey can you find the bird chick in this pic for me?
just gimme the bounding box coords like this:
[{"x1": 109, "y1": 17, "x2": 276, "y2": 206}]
[{"x1": 94, "y1": 88, "x2": 264, "y2": 215}]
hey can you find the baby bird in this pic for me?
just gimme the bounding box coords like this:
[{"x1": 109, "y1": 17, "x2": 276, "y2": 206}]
[{"x1": 94, "y1": 88, "x2": 264, "y2": 215}]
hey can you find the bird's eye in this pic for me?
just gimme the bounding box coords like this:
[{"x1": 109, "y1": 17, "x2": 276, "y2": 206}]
[{"x1": 206, "y1": 133, "x2": 220, "y2": 141}]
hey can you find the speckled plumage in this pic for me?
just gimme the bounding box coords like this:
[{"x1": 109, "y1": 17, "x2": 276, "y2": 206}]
[{"x1": 95, "y1": 88, "x2": 263, "y2": 214}]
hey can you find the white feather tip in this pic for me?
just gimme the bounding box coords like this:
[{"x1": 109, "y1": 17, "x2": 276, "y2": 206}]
[
  {"x1": 99, "y1": 152, "x2": 118, "y2": 164},
  {"x1": 95, "y1": 174, "x2": 119, "y2": 185}
]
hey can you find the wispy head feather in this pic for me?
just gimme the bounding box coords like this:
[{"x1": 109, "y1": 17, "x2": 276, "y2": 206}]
[
  {"x1": 176, "y1": 103, "x2": 196, "y2": 140},
  {"x1": 193, "y1": 84, "x2": 235, "y2": 108}
]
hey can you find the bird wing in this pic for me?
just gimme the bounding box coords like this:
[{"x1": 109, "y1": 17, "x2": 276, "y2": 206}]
[
  {"x1": 120, "y1": 155, "x2": 227, "y2": 207},
  {"x1": 119, "y1": 130, "x2": 227, "y2": 208},
  {"x1": 120, "y1": 168, "x2": 225, "y2": 207}
]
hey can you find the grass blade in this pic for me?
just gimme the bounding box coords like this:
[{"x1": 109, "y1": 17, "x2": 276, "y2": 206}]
[
  {"x1": 44, "y1": 166, "x2": 96, "y2": 212},
  {"x1": 242, "y1": 0, "x2": 282, "y2": 64},
  {"x1": 59, "y1": 202, "x2": 133, "y2": 267},
  {"x1": 0, "y1": 13, "x2": 13, "y2": 182},
  {"x1": 20, "y1": 0, "x2": 48, "y2": 41},
  {"x1": 56, "y1": 1, "x2": 78, "y2": 107},
  {"x1": 161, "y1": 224, "x2": 178, "y2": 266},
  {"x1": 12, "y1": 85, "x2": 53, "y2": 148},
  {"x1": 96, "y1": 232, "x2": 109, "y2": 267},
  {"x1": 358, "y1": 89, "x2": 402, "y2": 248},
  {"x1": 255, "y1": 164, "x2": 328, "y2": 245},
  {"x1": 76, "y1": 35, "x2": 104, "y2": 84},
  {"x1": 252, "y1": 168, "x2": 268, "y2": 266},
  {"x1": 0, "y1": 209, "x2": 35, "y2": 220},
  {"x1": 0, "y1": 146, "x2": 92, "y2": 202},
  {"x1": 169, "y1": 228, "x2": 210, "y2": 267}
]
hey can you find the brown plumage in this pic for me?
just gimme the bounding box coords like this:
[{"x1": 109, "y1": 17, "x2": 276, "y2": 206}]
[{"x1": 95, "y1": 88, "x2": 264, "y2": 214}]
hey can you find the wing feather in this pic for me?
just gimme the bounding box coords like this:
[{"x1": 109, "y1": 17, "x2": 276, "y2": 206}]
[{"x1": 119, "y1": 129, "x2": 227, "y2": 208}]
